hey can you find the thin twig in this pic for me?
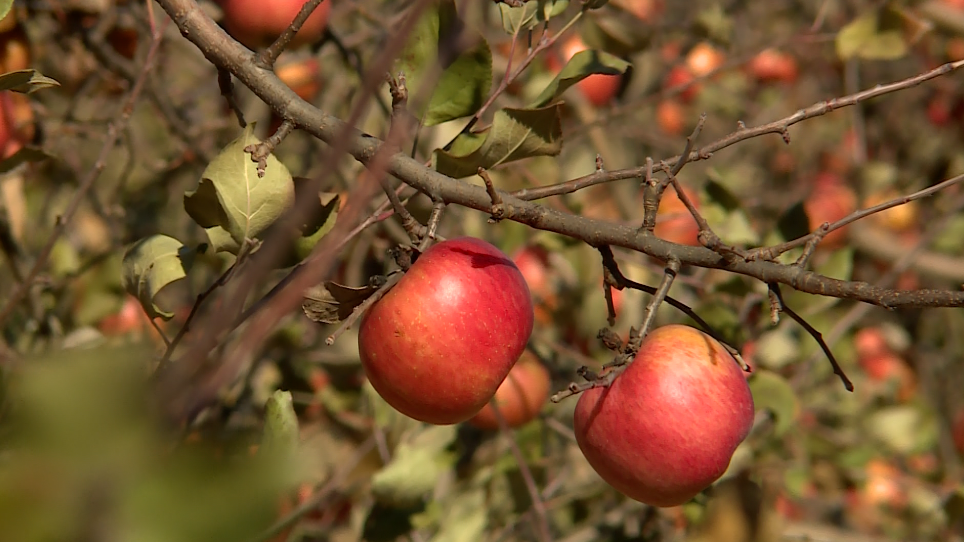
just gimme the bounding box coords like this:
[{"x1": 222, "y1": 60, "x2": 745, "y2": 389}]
[
  {"x1": 631, "y1": 257, "x2": 681, "y2": 351},
  {"x1": 417, "y1": 201, "x2": 446, "y2": 252},
  {"x1": 514, "y1": 60, "x2": 964, "y2": 202},
  {"x1": 769, "y1": 283, "x2": 853, "y2": 392}
]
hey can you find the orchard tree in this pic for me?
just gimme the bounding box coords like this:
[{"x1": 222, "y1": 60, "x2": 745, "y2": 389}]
[{"x1": 2, "y1": 0, "x2": 964, "y2": 541}]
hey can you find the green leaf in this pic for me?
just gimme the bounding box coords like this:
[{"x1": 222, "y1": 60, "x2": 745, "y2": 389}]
[
  {"x1": 395, "y1": 0, "x2": 493, "y2": 126},
  {"x1": 289, "y1": 189, "x2": 341, "y2": 264},
  {"x1": 184, "y1": 123, "x2": 294, "y2": 246},
  {"x1": 433, "y1": 105, "x2": 563, "y2": 178},
  {"x1": 371, "y1": 425, "x2": 457, "y2": 506},
  {"x1": 0, "y1": 70, "x2": 60, "y2": 93},
  {"x1": 0, "y1": 1, "x2": 12, "y2": 23},
  {"x1": 121, "y1": 235, "x2": 199, "y2": 320},
  {"x1": 202, "y1": 225, "x2": 241, "y2": 255},
  {"x1": 748, "y1": 370, "x2": 799, "y2": 437},
  {"x1": 498, "y1": 0, "x2": 569, "y2": 34},
  {"x1": 529, "y1": 49, "x2": 631, "y2": 108},
  {"x1": 432, "y1": 489, "x2": 488, "y2": 542},
  {"x1": 0, "y1": 146, "x2": 50, "y2": 173},
  {"x1": 261, "y1": 390, "x2": 298, "y2": 459},
  {"x1": 865, "y1": 405, "x2": 938, "y2": 454},
  {"x1": 836, "y1": 8, "x2": 908, "y2": 61},
  {"x1": 702, "y1": 203, "x2": 759, "y2": 246}
]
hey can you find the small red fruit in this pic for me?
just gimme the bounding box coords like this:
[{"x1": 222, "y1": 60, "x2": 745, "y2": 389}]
[
  {"x1": 748, "y1": 49, "x2": 798, "y2": 84},
  {"x1": 573, "y1": 325, "x2": 755, "y2": 507},
  {"x1": 654, "y1": 186, "x2": 701, "y2": 246},
  {"x1": 276, "y1": 56, "x2": 321, "y2": 101},
  {"x1": 664, "y1": 65, "x2": 699, "y2": 103},
  {"x1": 358, "y1": 238, "x2": 534, "y2": 425},
  {"x1": 685, "y1": 42, "x2": 725, "y2": 78},
  {"x1": 655, "y1": 99, "x2": 685, "y2": 135},
  {"x1": 219, "y1": 0, "x2": 331, "y2": 50},
  {"x1": 804, "y1": 174, "x2": 857, "y2": 249},
  {"x1": 468, "y1": 351, "x2": 551, "y2": 430},
  {"x1": 551, "y1": 36, "x2": 622, "y2": 107}
]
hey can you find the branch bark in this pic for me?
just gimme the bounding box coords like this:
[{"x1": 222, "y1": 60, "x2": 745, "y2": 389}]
[{"x1": 157, "y1": 0, "x2": 964, "y2": 312}]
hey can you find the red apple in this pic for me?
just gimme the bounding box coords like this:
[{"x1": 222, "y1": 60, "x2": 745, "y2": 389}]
[
  {"x1": 551, "y1": 36, "x2": 622, "y2": 107},
  {"x1": 512, "y1": 244, "x2": 557, "y2": 325},
  {"x1": 654, "y1": 185, "x2": 701, "y2": 246},
  {"x1": 358, "y1": 237, "x2": 534, "y2": 425},
  {"x1": 664, "y1": 65, "x2": 699, "y2": 103},
  {"x1": 0, "y1": 26, "x2": 29, "y2": 73},
  {"x1": 573, "y1": 324, "x2": 755, "y2": 507},
  {"x1": 219, "y1": 0, "x2": 331, "y2": 50},
  {"x1": 468, "y1": 350, "x2": 551, "y2": 430},
  {"x1": 804, "y1": 174, "x2": 857, "y2": 249},
  {"x1": 862, "y1": 189, "x2": 918, "y2": 233},
  {"x1": 613, "y1": 0, "x2": 664, "y2": 22},
  {"x1": 656, "y1": 99, "x2": 685, "y2": 135},
  {"x1": 942, "y1": 0, "x2": 964, "y2": 10},
  {"x1": 685, "y1": 42, "x2": 725, "y2": 78},
  {"x1": 748, "y1": 48, "x2": 798, "y2": 84}
]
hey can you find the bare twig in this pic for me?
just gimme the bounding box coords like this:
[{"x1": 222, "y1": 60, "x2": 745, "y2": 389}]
[
  {"x1": 514, "y1": 60, "x2": 964, "y2": 202},
  {"x1": 417, "y1": 201, "x2": 446, "y2": 252},
  {"x1": 769, "y1": 283, "x2": 853, "y2": 392},
  {"x1": 631, "y1": 257, "x2": 681, "y2": 351}
]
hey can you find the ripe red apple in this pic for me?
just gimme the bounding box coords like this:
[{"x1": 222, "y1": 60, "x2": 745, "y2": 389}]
[
  {"x1": 550, "y1": 36, "x2": 622, "y2": 107},
  {"x1": 748, "y1": 49, "x2": 798, "y2": 84},
  {"x1": 358, "y1": 237, "x2": 534, "y2": 425},
  {"x1": 654, "y1": 186, "x2": 701, "y2": 246},
  {"x1": 664, "y1": 65, "x2": 699, "y2": 103},
  {"x1": 573, "y1": 324, "x2": 755, "y2": 507},
  {"x1": 656, "y1": 99, "x2": 685, "y2": 135},
  {"x1": 219, "y1": 0, "x2": 331, "y2": 50},
  {"x1": 0, "y1": 26, "x2": 29, "y2": 73},
  {"x1": 804, "y1": 174, "x2": 857, "y2": 249},
  {"x1": 863, "y1": 189, "x2": 918, "y2": 233},
  {"x1": 468, "y1": 350, "x2": 551, "y2": 430},
  {"x1": 685, "y1": 42, "x2": 725, "y2": 79}
]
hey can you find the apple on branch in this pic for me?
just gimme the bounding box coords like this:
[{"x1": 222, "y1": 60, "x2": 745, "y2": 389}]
[
  {"x1": 358, "y1": 237, "x2": 534, "y2": 425},
  {"x1": 573, "y1": 324, "x2": 754, "y2": 507},
  {"x1": 468, "y1": 350, "x2": 551, "y2": 430}
]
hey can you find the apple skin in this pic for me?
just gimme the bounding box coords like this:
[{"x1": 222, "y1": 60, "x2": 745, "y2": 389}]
[
  {"x1": 748, "y1": 49, "x2": 798, "y2": 84},
  {"x1": 654, "y1": 186, "x2": 701, "y2": 246},
  {"x1": 573, "y1": 324, "x2": 754, "y2": 507},
  {"x1": 358, "y1": 237, "x2": 534, "y2": 425},
  {"x1": 219, "y1": 0, "x2": 331, "y2": 50},
  {"x1": 656, "y1": 99, "x2": 685, "y2": 135},
  {"x1": 468, "y1": 350, "x2": 551, "y2": 430}
]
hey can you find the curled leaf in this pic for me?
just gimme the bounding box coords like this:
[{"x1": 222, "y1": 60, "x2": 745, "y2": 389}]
[
  {"x1": 302, "y1": 281, "x2": 381, "y2": 324},
  {"x1": 121, "y1": 235, "x2": 199, "y2": 320}
]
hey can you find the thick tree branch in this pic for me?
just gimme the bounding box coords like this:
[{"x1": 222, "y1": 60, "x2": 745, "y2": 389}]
[{"x1": 157, "y1": 0, "x2": 964, "y2": 315}]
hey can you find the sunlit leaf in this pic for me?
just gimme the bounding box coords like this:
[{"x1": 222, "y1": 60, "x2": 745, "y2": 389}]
[
  {"x1": 498, "y1": 0, "x2": 569, "y2": 34},
  {"x1": 530, "y1": 49, "x2": 631, "y2": 108},
  {"x1": 395, "y1": 0, "x2": 493, "y2": 126},
  {"x1": 836, "y1": 8, "x2": 908, "y2": 61},
  {"x1": 121, "y1": 234, "x2": 199, "y2": 320},
  {"x1": 433, "y1": 105, "x2": 563, "y2": 178},
  {"x1": 371, "y1": 425, "x2": 457, "y2": 506},
  {"x1": 184, "y1": 123, "x2": 295, "y2": 246}
]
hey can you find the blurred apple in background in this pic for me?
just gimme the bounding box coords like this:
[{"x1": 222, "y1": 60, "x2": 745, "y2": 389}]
[
  {"x1": 748, "y1": 48, "x2": 798, "y2": 84},
  {"x1": 219, "y1": 0, "x2": 331, "y2": 50},
  {"x1": 653, "y1": 185, "x2": 701, "y2": 246},
  {"x1": 468, "y1": 350, "x2": 551, "y2": 430},
  {"x1": 804, "y1": 172, "x2": 857, "y2": 249},
  {"x1": 656, "y1": 99, "x2": 686, "y2": 135},
  {"x1": 685, "y1": 42, "x2": 726, "y2": 79},
  {"x1": 276, "y1": 55, "x2": 322, "y2": 101}
]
